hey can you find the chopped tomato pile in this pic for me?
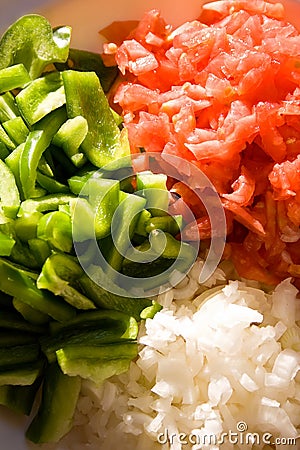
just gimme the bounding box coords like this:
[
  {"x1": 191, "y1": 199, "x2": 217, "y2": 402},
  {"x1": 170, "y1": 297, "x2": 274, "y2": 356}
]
[{"x1": 104, "y1": 0, "x2": 300, "y2": 286}]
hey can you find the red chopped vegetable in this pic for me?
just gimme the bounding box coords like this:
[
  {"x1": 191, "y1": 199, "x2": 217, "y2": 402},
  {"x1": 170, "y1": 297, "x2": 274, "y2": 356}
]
[{"x1": 106, "y1": 0, "x2": 300, "y2": 284}]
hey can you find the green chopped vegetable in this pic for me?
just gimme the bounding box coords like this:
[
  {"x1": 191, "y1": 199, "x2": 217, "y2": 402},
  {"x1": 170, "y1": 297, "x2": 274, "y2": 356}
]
[
  {"x1": 0, "y1": 15, "x2": 71, "y2": 79},
  {"x1": 26, "y1": 363, "x2": 81, "y2": 444},
  {"x1": 0, "y1": 159, "x2": 20, "y2": 218},
  {"x1": 55, "y1": 48, "x2": 118, "y2": 92},
  {"x1": 2, "y1": 116, "x2": 29, "y2": 145},
  {"x1": 0, "y1": 64, "x2": 31, "y2": 94},
  {"x1": 62, "y1": 70, "x2": 130, "y2": 168},
  {"x1": 0, "y1": 12, "x2": 196, "y2": 446},
  {"x1": 16, "y1": 71, "x2": 66, "y2": 125}
]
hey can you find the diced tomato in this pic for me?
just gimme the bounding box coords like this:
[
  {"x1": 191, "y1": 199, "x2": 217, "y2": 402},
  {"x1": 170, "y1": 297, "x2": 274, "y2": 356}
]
[
  {"x1": 115, "y1": 40, "x2": 158, "y2": 76},
  {"x1": 109, "y1": 3, "x2": 300, "y2": 285},
  {"x1": 229, "y1": 243, "x2": 281, "y2": 285},
  {"x1": 221, "y1": 166, "x2": 255, "y2": 206},
  {"x1": 268, "y1": 154, "x2": 300, "y2": 198}
]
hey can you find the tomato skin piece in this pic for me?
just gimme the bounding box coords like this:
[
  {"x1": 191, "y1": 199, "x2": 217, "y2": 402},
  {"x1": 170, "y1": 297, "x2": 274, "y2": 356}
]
[
  {"x1": 222, "y1": 199, "x2": 266, "y2": 237},
  {"x1": 221, "y1": 166, "x2": 255, "y2": 206},
  {"x1": 268, "y1": 154, "x2": 300, "y2": 199},
  {"x1": 115, "y1": 40, "x2": 158, "y2": 76}
]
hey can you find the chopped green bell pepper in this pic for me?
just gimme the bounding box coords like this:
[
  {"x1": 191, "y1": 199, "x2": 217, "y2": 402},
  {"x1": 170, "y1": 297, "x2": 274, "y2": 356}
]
[
  {"x1": 2, "y1": 116, "x2": 29, "y2": 146},
  {"x1": 52, "y1": 115, "x2": 88, "y2": 167},
  {"x1": 0, "y1": 92, "x2": 19, "y2": 122},
  {"x1": 37, "y1": 253, "x2": 96, "y2": 310},
  {"x1": 0, "y1": 159, "x2": 20, "y2": 218},
  {"x1": 0, "y1": 64, "x2": 30, "y2": 94},
  {"x1": 26, "y1": 363, "x2": 81, "y2": 444},
  {"x1": 55, "y1": 48, "x2": 118, "y2": 93},
  {"x1": 0, "y1": 231, "x2": 15, "y2": 256},
  {"x1": 18, "y1": 193, "x2": 75, "y2": 217},
  {"x1": 19, "y1": 107, "x2": 67, "y2": 198},
  {"x1": 16, "y1": 71, "x2": 65, "y2": 126},
  {"x1": 0, "y1": 257, "x2": 76, "y2": 322},
  {"x1": 0, "y1": 123, "x2": 15, "y2": 150},
  {"x1": 37, "y1": 210, "x2": 72, "y2": 253},
  {"x1": 62, "y1": 70, "x2": 130, "y2": 168},
  {"x1": 0, "y1": 15, "x2": 71, "y2": 79}
]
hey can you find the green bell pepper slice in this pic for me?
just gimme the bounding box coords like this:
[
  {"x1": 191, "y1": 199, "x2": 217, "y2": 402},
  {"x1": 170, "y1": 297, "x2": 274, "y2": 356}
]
[
  {"x1": 2, "y1": 116, "x2": 29, "y2": 146},
  {"x1": 0, "y1": 124, "x2": 15, "y2": 150},
  {"x1": 13, "y1": 297, "x2": 49, "y2": 325},
  {"x1": 136, "y1": 171, "x2": 169, "y2": 215},
  {"x1": 0, "y1": 257, "x2": 76, "y2": 322},
  {"x1": 0, "y1": 15, "x2": 71, "y2": 80},
  {"x1": 0, "y1": 379, "x2": 42, "y2": 416},
  {"x1": 14, "y1": 212, "x2": 42, "y2": 242},
  {"x1": 104, "y1": 191, "x2": 147, "y2": 275},
  {"x1": 26, "y1": 363, "x2": 81, "y2": 444},
  {"x1": 37, "y1": 210, "x2": 72, "y2": 253},
  {"x1": 0, "y1": 92, "x2": 19, "y2": 123},
  {"x1": 19, "y1": 107, "x2": 67, "y2": 198},
  {"x1": 37, "y1": 253, "x2": 96, "y2": 311},
  {"x1": 16, "y1": 72, "x2": 66, "y2": 126},
  {"x1": 52, "y1": 115, "x2": 88, "y2": 167},
  {"x1": 0, "y1": 64, "x2": 30, "y2": 94},
  {"x1": 88, "y1": 177, "x2": 120, "y2": 239},
  {"x1": 36, "y1": 171, "x2": 69, "y2": 194},
  {"x1": 62, "y1": 70, "x2": 130, "y2": 168},
  {"x1": 0, "y1": 143, "x2": 9, "y2": 160},
  {"x1": 18, "y1": 193, "x2": 75, "y2": 217},
  {"x1": 0, "y1": 158, "x2": 20, "y2": 218},
  {"x1": 28, "y1": 238, "x2": 51, "y2": 267},
  {"x1": 54, "y1": 48, "x2": 118, "y2": 93},
  {"x1": 0, "y1": 231, "x2": 15, "y2": 256}
]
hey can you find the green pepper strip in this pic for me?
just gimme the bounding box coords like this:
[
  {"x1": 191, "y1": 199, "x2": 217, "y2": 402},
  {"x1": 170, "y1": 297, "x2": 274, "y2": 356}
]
[
  {"x1": 0, "y1": 143, "x2": 9, "y2": 160},
  {"x1": 0, "y1": 64, "x2": 31, "y2": 94},
  {"x1": 16, "y1": 72, "x2": 65, "y2": 126},
  {"x1": 0, "y1": 158, "x2": 20, "y2": 218},
  {"x1": 0, "y1": 92, "x2": 19, "y2": 122},
  {"x1": 18, "y1": 193, "x2": 75, "y2": 217},
  {"x1": 2, "y1": 116, "x2": 29, "y2": 146},
  {"x1": 0, "y1": 123, "x2": 15, "y2": 150},
  {"x1": 0, "y1": 257, "x2": 76, "y2": 322},
  {"x1": 62, "y1": 70, "x2": 130, "y2": 168},
  {"x1": 37, "y1": 211, "x2": 72, "y2": 253},
  {"x1": 37, "y1": 253, "x2": 96, "y2": 310},
  {"x1": 0, "y1": 15, "x2": 71, "y2": 80},
  {"x1": 19, "y1": 107, "x2": 67, "y2": 199},
  {"x1": 52, "y1": 115, "x2": 88, "y2": 167}
]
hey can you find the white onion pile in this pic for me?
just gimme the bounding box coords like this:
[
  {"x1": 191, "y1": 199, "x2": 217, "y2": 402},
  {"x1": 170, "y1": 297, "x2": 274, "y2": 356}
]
[{"x1": 47, "y1": 260, "x2": 300, "y2": 450}]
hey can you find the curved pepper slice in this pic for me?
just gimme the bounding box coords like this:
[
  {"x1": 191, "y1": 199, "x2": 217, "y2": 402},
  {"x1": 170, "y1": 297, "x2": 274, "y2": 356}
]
[
  {"x1": 37, "y1": 211, "x2": 72, "y2": 253},
  {"x1": 0, "y1": 64, "x2": 30, "y2": 94},
  {"x1": 0, "y1": 15, "x2": 71, "y2": 79},
  {"x1": 16, "y1": 72, "x2": 66, "y2": 126},
  {"x1": 52, "y1": 116, "x2": 88, "y2": 168},
  {"x1": 0, "y1": 159, "x2": 20, "y2": 218},
  {"x1": 19, "y1": 107, "x2": 67, "y2": 198},
  {"x1": 37, "y1": 253, "x2": 97, "y2": 311},
  {"x1": 62, "y1": 70, "x2": 130, "y2": 169},
  {"x1": 18, "y1": 194, "x2": 75, "y2": 217},
  {"x1": 0, "y1": 257, "x2": 75, "y2": 322}
]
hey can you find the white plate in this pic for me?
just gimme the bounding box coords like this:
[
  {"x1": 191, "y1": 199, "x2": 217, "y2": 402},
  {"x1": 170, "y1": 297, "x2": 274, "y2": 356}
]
[{"x1": 0, "y1": 0, "x2": 300, "y2": 448}]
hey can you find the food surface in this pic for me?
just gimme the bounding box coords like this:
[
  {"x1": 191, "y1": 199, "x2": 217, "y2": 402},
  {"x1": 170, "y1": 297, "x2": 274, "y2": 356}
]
[
  {"x1": 0, "y1": 0, "x2": 299, "y2": 449},
  {"x1": 39, "y1": 260, "x2": 300, "y2": 450},
  {"x1": 107, "y1": 0, "x2": 300, "y2": 287}
]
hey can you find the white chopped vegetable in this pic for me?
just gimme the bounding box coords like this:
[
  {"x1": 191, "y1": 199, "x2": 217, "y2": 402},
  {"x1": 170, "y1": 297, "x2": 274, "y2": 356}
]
[{"x1": 53, "y1": 261, "x2": 300, "y2": 450}]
